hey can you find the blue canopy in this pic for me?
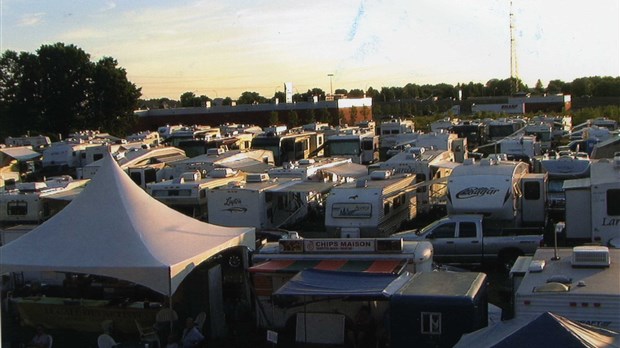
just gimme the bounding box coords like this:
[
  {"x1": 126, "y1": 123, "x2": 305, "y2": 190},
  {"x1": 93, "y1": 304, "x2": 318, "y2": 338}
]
[{"x1": 273, "y1": 268, "x2": 413, "y2": 298}]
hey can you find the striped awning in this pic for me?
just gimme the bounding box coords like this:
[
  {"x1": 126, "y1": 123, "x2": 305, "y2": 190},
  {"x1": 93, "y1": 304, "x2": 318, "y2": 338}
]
[{"x1": 248, "y1": 259, "x2": 405, "y2": 274}]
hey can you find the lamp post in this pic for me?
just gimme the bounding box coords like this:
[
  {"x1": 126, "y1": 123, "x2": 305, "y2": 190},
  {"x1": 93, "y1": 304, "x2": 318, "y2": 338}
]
[{"x1": 327, "y1": 74, "x2": 334, "y2": 97}]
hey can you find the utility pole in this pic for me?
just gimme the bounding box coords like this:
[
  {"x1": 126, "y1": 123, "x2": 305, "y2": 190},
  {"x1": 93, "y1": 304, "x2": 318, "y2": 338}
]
[{"x1": 510, "y1": 0, "x2": 519, "y2": 95}]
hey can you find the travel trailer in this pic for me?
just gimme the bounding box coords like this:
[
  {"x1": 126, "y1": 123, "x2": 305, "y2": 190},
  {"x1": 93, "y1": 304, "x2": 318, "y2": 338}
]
[
  {"x1": 267, "y1": 157, "x2": 365, "y2": 183},
  {"x1": 449, "y1": 120, "x2": 487, "y2": 150},
  {"x1": 369, "y1": 147, "x2": 457, "y2": 216},
  {"x1": 446, "y1": 157, "x2": 547, "y2": 227},
  {"x1": 207, "y1": 174, "x2": 334, "y2": 230},
  {"x1": 251, "y1": 129, "x2": 324, "y2": 166},
  {"x1": 485, "y1": 118, "x2": 525, "y2": 142},
  {"x1": 4, "y1": 135, "x2": 51, "y2": 149},
  {"x1": 0, "y1": 176, "x2": 89, "y2": 224},
  {"x1": 249, "y1": 237, "x2": 434, "y2": 330},
  {"x1": 324, "y1": 171, "x2": 418, "y2": 238},
  {"x1": 523, "y1": 123, "x2": 553, "y2": 151},
  {"x1": 324, "y1": 129, "x2": 379, "y2": 164},
  {"x1": 498, "y1": 135, "x2": 542, "y2": 160},
  {"x1": 378, "y1": 117, "x2": 416, "y2": 157},
  {"x1": 511, "y1": 247, "x2": 619, "y2": 332},
  {"x1": 563, "y1": 155, "x2": 620, "y2": 245},
  {"x1": 146, "y1": 168, "x2": 245, "y2": 220}
]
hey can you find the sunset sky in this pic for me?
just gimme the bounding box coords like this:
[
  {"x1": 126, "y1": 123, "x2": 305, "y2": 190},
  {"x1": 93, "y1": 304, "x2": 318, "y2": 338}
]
[{"x1": 2, "y1": 0, "x2": 619, "y2": 100}]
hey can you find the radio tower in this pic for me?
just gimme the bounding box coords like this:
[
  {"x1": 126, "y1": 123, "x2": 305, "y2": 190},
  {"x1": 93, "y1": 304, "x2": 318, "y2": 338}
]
[{"x1": 510, "y1": 0, "x2": 519, "y2": 94}]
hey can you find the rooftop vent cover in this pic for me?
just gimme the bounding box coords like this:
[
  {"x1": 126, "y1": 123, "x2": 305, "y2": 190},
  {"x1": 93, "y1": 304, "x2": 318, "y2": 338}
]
[
  {"x1": 246, "y1": 173, "x2": 270, "y2": 183},
  {"x1": 571, "y1": 246, "x2": 610, "y2": 268}
]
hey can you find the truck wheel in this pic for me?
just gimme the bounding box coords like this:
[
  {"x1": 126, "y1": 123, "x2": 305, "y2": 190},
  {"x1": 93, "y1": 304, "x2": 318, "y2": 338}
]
[{"x1": 498, "y1": 250, "x2": 522, "y2": 272}]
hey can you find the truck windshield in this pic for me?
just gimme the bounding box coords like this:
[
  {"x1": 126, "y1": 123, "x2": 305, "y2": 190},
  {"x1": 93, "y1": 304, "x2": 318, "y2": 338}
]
[{"x1": 417, "y1": 219, "x2": 443, "y2": 235}]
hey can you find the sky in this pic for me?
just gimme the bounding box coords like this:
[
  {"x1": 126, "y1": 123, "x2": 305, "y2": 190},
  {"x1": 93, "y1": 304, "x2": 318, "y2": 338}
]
[{"x1": 1, "y1": 0, "x2": 619, "y2": 100}]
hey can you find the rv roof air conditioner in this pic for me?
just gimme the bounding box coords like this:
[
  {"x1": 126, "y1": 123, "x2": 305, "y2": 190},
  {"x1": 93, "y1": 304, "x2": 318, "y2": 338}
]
[
  {"x1": 571, "y1": 246, "x2": 610, "y2": 268},
  {"x1": 246, "y1": 173, "x2": 270, "y2": 183},
  {"x1": 356, "y1": 179, "x2": 368, "y2": 188},
  {"x1": 228, "y1": 181, "x2": 244, "y2": 189},
  {"x1": 370, "y1": 170, "x2": 392, "y2": 180},
  {"x1": 209, "y1": 168, "x2": 236, "y2": 178},
  {"x1": 298, "y1": 158, "x2": 315, "y2": 165},
  {"x1": 463, "y1": 158, "x2": 476, "y2": 166},
  {"x1": 179, "y1": 171, "x2": 200, "y2": 182},
  {"x1": 207, "y1": 147, "x2": 225, "y2": 156},
  {"x1": 407, "y1": 147, "x2": 425, "y2": 155}
]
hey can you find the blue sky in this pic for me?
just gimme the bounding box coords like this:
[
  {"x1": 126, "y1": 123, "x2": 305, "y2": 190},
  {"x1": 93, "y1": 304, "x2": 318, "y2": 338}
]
[{"x1": 2, "y1": 0, "x2": 619, "y2": 100}]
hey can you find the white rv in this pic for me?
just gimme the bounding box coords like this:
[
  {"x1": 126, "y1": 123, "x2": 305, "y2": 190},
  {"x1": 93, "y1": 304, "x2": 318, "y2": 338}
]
[
  {"x1": 250, "y1": 237, "x2": 434, "y2": 330},
  {"x1": 379, "y1": 117, "x2": 416, "y2": 156},
  {"x1": 370, "y1": 147, "x2": 457, "y2": 216},
  {"x1": 146, "y1": 168, "x2": 245, "y2": 220},
  {"x1": 325, "y1": 171, "x2": 418, "y2": 238},
  {"x1": 523, "y1": 123, "x2": 553, "y2": 151},
  {"x1": 498, "y1": 134, "x2": 542, "y2": 160},
  {"x1": 563, "y1": 155, "x2": 620, "y2": 245},
  {"x1": 207, "y1": 174, "x2": 334, "y2": 230},
  {"x1": 267, "y1": 157, "x2": 365, "y2": 183},
  {"x1": 325, "y1": 129, "x2": 379, "y2": 164},
  {"x1": 511, "y1": 247, "x2": 619, "y2": 332},
  {"x1": 446, "y1": 157, "x2": 547, "y2": 227}
]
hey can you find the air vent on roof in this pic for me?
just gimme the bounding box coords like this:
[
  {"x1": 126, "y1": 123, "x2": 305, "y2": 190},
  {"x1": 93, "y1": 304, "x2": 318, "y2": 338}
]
[
  {"x1": 298, "y1": 158, "x2": 315, "y2": 165},
  {"x1": 463, "y1": 158, "x2": 475, "y2": 165},
  {"x1": 180, "y1": 171, "x2": 200, "y2": 182},
  {"x1": 209, "y1": 168, "x2": 236, "y2": 178},
  {"x1": 370, "y1": 170, "x2": 392, "y2": 180},
  {"x1": 571, "y1": 246, "x2": 610, "y2": 268},
  {"x1": 246, "y1": 173, "x2": 269, "y2": 183}
]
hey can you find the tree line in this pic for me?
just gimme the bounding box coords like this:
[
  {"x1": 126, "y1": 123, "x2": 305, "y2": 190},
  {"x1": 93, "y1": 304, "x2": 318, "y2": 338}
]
[{"x1": 2, "y1": 43, "x2": 619, "y2": 141}]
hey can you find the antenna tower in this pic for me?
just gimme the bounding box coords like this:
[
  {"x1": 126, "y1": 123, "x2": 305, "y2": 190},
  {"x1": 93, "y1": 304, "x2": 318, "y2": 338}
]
[{"x1": 510, "y1": 0, "x2": 519, "y2": 94}]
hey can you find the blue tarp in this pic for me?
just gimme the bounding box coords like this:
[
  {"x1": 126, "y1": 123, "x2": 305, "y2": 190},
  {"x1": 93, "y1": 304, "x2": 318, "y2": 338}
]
[{"x1": 273, "y1": 268, "x2": 413, "y2": 298}]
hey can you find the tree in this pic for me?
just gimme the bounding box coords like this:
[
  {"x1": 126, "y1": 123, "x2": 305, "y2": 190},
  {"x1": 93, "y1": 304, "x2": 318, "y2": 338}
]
[
  {"x1": 303, "y1": 109, "x2": 316, "y2": 124},
  {"x1": 237, "y1": 91, "x2": 267, "y2": 105},
  {"x1": 534, "y1": 79, "x2": 545, "y2": 94},
  {"x1": 268, "y1": 111, "x2": 279, "y2": 126},
  {"x1": 288, "y1": 111, "x2": 299, "y2": 127},
  {"x1": 348, "y1": 89, "x2": 365, "y2": 98},
  {"x1": 320, "y1": 108, "x2": 331, "y2": 123},
  {"x1": 349, "y1": 106, "x2": 358, "y2": 125}
]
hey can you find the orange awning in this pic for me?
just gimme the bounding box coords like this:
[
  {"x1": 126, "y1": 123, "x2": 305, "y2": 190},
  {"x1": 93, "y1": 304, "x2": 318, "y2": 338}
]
[{"x1": 249, "y1": 259, "x2": 405, "y2": 274}]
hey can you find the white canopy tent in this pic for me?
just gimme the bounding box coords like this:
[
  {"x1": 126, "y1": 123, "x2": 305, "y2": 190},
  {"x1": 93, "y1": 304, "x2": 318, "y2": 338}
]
[{"x1": 0, "y1": 152, "x2": 255, "y2": 296}]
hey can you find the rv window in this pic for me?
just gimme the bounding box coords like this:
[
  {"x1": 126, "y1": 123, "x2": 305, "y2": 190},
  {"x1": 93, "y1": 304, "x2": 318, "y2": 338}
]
[
  {"x1": 144, "y1": 168, "x2": 157, "y2": 184},
  {"x1": 523, "y1": 182, "x2": 540, "y2": 200},
  {"x1": 130, "y1": 172, "x2": 142, "y2": 185},
  {"x1": 7, "y1": 201, "x2": 28, "y2": 216},
  {"x1": 93, "y1": 154, "x2": 103, "y2": 161},
  {"x1": 458, "y1": 222, "x2": 477, "y2": 238},
  {"x1": 384, "y1": 202, "x2": 391, "y2": 215},
  {"x1": 607, "y1": 189, "x2": 620, "y2": 215}
]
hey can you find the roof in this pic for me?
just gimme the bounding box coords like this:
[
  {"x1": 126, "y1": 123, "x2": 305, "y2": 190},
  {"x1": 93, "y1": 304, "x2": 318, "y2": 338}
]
[
  {"x1": 393, "y1": 271, "x2": 487, "y2": 299},
  {"x1": 0, "y1": 153, "x2": 255, "y2": 296},
  {"x1": 273, "y1": 268, "x2": 413, "y2": 298},
  {"x1": 320, "y1": 162, "x2": 368, "y2": 179},
  {"x1": 0, "y1": 147, "x2": 42, "y2": 161},
  {"x1": 265, "y1": 180, "x2": 335, "y2": 193}
]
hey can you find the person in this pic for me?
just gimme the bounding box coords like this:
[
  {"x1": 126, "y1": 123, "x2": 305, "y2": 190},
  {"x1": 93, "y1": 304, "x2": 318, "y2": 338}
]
[
  {"x1": 349, "y1": 306, "x2": 375, "y2": 348},
  {"x1": 181, "y1": 317, "x2": 204, "y2": 348},
  {"x1": 28, "y1": 325, "x2": 52, "y2": 348}
]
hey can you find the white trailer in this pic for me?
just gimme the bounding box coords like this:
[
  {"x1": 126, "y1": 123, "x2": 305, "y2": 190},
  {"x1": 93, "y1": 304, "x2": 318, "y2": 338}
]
[
  {"x1": 325, "y1": 129, "x2": 379, "y2": 164},
  {"x1": 512, "y1": 247, "x2": 619, "y2": 332},
  {"x1": 446, "y1": 157, "x2": 546, "y2": 227},
  {"x1": 563, "y1": 155, "x2": 620, "y2": 245},
  {"x1": 207, "y1": 174, "x2": 334, "y2": 230},
  {"x1": 325, "y1": 171, "x2": 418, "y2": 238}
]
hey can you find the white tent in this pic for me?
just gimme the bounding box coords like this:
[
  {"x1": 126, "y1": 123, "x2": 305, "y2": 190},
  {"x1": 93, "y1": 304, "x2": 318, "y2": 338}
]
[{"x1": 0, "y1": 153, "x2": 255, "y2": 296}]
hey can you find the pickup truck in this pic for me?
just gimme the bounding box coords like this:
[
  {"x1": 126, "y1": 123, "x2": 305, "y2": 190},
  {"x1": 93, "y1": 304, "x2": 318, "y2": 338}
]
[{"x1": 392, "y1": 214, "x2": 544, "y2": 268}]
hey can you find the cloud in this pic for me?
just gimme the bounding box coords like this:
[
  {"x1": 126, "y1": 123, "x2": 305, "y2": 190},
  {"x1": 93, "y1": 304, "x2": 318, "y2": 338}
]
[
  {"x1": 100, "y1": 2, "x2": 117, "y2": 12},
  {"x1": 18, "y1": 13, "x2": 45, "y2": 27},
  {"x1": 347, "y1": 0, "x2": 366, "y2": 41}
]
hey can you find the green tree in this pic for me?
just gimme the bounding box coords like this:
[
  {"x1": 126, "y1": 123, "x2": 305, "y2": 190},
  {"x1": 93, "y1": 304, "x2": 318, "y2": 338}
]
[
  {"x1": 534, "y1": 79, "x2": 545, "y2": 94},
  {"x1": 303, "y1": 109, "x2": 316, "y2": 124},
  {"x1": 348, "y1": 89, "x2": 365, "y2": 98},
  {"x1": 288, "y1": 110, "x2": 299, "y2": 127},
  {"x1": 320, "y1": 108, "x2": 331, "y2": 123},
  {"x1": 349, "y1": 106, "x2": 358, "y2": 125},
  {"x1": 237, "y1": 91, "x2": 267, "y2": 105},
  {"x1": 268, "y1": 111, "x2": 279, "y2": 126}
]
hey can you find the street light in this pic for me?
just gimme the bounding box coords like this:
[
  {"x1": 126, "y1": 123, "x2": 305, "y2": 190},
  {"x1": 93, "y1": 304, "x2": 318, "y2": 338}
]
[{"x1": 327, "y1": 74, "x2": 334, "y2": 96}]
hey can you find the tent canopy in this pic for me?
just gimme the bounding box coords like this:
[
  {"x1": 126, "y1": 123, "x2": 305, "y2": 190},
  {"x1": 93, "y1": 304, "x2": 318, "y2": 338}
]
[
  {"x1": 0, "y1": 153, "x2": 255, "y2": 295},
  {"x1": 273, "y1": 269, "x2": 412, "y2": 298},
  {"x1": 455, "y1": 312, "x2": 619, "y2": 348}
]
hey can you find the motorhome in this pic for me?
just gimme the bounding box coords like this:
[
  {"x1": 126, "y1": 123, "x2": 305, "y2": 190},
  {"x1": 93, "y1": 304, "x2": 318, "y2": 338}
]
[
  {"x1": 511, "y1": 247, "x2": 619, "y2": 332},
  {"x1": 176, "y1": 133, "x2": 254, "y2": 157},
  {"x1": 161, "y1": 148, "x2": 275, "y2": 179},
  {"x1": 523, "y1": 123, "x2": 553, "y2": 151},
  {"x1": 249, "y1": 237, "x2": 434, "y2": 330},
  {"x1": 498, "y1": 135, "x2": 542, "y2": 160},
  {"x1": 370, "y1": 147, "x2": 457, "y2": 216},
  {"x1": 251, "y1": 129, "x2": 324, "y2": 166},
  {"x1": 486, "y1": 118, "x2": 525, "y2": 142},
  {"x1": 449, "y1": 120, "x2": 487, "y2": 150},
  {"x1": 325, "y1": 129, "x2": 379, "y2": 164},
  {"x1": 563, "y1": 155, "x2": 620, "y2": 245},
  {"x1": 41, "y1": 141, "x2": 104, "y2": 175},
  {"x1": 430, "y1": 117, "x2": 459, "y2": 133},
  {"x1": 0, "y1": 176, "x2": 89, "y2": 225},
  {"x1": 4, "y1": 135, "x2": 51, "y2": 149},
  {"x1": 207, "y1": 174, "x2": 335, "y2": 230},
  {"x1": 378, "y1": 117, "x2": 416, "y2": 157},
  {"x1": 385, "y1": 131, "x2": 458, "y2": 158},
  {"x1": 146, "y1": 168, "x2": 245, "y2": 220},
  {"x1": 324, "y1": 171, "x2": 418, "y2": 238},
  {"x1": 446, "y1": 157, "x2": 547, "y2": 227}
]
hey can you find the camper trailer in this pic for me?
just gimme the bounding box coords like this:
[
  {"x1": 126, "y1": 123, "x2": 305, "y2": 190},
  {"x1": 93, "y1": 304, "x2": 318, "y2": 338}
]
[
  {"x1": 249, "y1": 237, "x2": 434, "y2": 331},
  {"x1": 563, "y1": 155, "x2": 620, "y2": 245},
  {"x1": 324, "y1": 171, "x2": 418, "y2": 238},
  {"x1": 370, "y1": 147, "x2": 457, "y2": 216},
  {"x1": 207, "y1": 174, "x2": 334, "y2": 230},
  {"x1": 267, "y1": 157, "x2": 365, "y2": 183},
  {"x1": 446, "y1": 157, "x2": 547, "y2": 227},
  {"x1": 325, "y1": 129, "x2": 379, "y2": 164},
  {"x1": 251, "y1": 129, "x2": 324, "y2": 166},
  {"x1": 146, "y1": 168, "x2": 245, "y2": 220},
  {"x1": 511, "y1": 247, "x2": 619, "y2": 332}
]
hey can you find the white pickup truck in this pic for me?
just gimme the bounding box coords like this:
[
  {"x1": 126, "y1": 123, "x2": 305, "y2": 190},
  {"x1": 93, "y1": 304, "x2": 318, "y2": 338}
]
[{"x1": 392, "y1": 214, "x2": 544, "y2": 268}]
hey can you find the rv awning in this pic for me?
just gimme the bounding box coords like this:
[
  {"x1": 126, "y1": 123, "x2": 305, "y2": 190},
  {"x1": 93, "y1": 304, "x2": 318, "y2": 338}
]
[
  {"x1": 249, "y1": 259, "x2": 406, "y2": 274},
  {"x1": 215, "y1": 158, "x2": 273, "y2": 173},
  {"x1": 0, "y1": 147, "x2": 41, "y2": 161},
  {"x1": 265, "y1": 181, "x2": 335, "y2": 193},
  {"x1": 273, "y1": 269, "x2": 413, "y2": 298},
  {"x1": 320, "y1": 163, "x2": 368, "y2": 179}
]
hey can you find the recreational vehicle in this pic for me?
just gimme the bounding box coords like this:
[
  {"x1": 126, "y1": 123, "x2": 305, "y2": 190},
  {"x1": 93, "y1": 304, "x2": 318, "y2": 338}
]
[
  {"x1": 207, "y1": 174, "x2": 334, "y2": 230},
  {"x1": 511, "y1": 247, "x2": 619, "y2": 332},
  {"x1": 267, "y1": 157, "x2": 366, "y2": 183},
  {"x1": 486, "y1": 118, "x2": 524, "y2": 142},
  {"x1": 370, "y1": 147, "x2": 457, "y2": 216},
  {"x1": 161, "y1": 148, "x2": 275, "y2": 179},
  {"x1": 249, "y1": 237, "x2": 434, "y2": 330},
  {"x1": 523, "y1": 123, "x2": 553, "y2": 151},
  {"x1": 378, "y1": 117, "x2": 416, "y2": 157},
  {"x1": 325, "y1": 129, "x2": 379, "y2": 164},
  {"x1": 251, "y1": 130, "x2": 324, "y2": 166},
  {"x1": 446, "y1": 157, "x2": 547, "y2": 227},
  {"x1": 449, "y1": 120, "x2": 487, "y2": 150},
  {"x1": 146, "y1": 168, "x2": 245, "y2": 220},
  {"x1": 324, "y1": 171, "x2": 418, "y2": 238},
  {"x1": 563, "y1": 155, "x2": 620, "y2": 245},
  {"x1": 4, "y1": 135, "x2": 51, "y2": 149}
]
